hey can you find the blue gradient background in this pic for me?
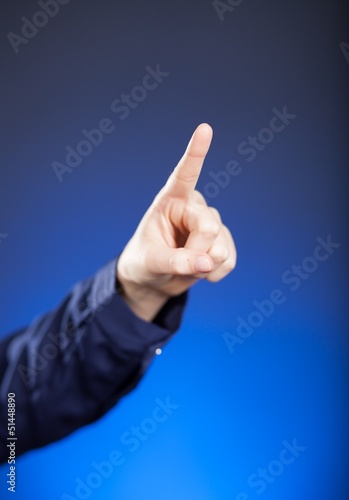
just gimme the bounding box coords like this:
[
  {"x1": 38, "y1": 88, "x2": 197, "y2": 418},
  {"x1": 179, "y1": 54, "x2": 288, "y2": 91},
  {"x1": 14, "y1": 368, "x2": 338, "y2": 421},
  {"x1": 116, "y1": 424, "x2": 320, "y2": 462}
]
[{"x1": 0, "y1": 0, "x2": 348, "y2": 498}]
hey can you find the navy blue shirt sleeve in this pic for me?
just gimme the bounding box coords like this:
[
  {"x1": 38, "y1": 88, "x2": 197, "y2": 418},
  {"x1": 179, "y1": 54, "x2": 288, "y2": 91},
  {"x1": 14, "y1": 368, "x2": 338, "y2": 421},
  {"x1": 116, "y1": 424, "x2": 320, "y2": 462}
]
[{"x1": 0, "y1": 258, "x2": 187, "y2": 462}]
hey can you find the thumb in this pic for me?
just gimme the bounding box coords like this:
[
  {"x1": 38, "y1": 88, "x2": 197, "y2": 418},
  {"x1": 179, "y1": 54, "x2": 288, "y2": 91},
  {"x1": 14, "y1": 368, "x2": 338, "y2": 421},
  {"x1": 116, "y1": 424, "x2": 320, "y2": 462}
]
[{"x1": 149, "y1": 247, "x2": 214, "y2": 276}]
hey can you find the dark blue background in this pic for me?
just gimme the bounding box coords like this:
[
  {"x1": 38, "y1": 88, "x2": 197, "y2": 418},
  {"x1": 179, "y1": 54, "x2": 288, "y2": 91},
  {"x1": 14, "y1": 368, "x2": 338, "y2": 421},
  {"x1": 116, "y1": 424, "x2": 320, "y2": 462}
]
[{"x1": 0, "y1": 0, "x2": 348, "y2": 498}]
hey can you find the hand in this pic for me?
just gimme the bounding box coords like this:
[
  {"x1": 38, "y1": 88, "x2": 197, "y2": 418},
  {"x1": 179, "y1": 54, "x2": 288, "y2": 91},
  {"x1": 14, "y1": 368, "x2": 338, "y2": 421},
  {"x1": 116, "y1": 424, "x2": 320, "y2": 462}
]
[{"x1": 117, "y1": 123, "x2": 237, "y2": 321}]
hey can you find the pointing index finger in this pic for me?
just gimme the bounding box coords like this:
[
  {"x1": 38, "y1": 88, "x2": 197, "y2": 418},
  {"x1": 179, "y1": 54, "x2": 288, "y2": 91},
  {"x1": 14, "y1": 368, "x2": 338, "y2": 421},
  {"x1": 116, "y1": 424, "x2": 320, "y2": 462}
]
[{"x1": 164, "y1": 123, "x2": 213, "y2": 198}]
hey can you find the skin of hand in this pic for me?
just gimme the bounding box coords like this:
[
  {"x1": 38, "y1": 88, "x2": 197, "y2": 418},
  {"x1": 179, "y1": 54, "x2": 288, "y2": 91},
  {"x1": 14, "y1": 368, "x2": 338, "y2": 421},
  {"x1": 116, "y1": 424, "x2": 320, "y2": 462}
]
[{"x1": 116, "y1": 123, "x2": 237, "y2": 322}]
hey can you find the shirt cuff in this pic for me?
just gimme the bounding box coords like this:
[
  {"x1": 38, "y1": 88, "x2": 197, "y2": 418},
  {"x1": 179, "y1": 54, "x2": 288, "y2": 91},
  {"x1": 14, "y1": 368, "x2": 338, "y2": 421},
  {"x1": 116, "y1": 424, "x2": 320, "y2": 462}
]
[{"x1": 87, "y1": 258, "x2": 188, "y2": 356}]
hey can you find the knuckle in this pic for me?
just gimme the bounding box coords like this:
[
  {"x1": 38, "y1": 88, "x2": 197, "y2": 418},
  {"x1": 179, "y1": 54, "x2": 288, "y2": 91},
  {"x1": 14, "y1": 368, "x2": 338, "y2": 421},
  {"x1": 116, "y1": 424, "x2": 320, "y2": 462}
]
[
  {"x1": 224, "y1": 255, "x2": 237, "y2": 272},
  {"x1": 208, "y1": 206, "x2": 222, "y2": 222},
  {"x1": 175, "y1": 172, "x2": 196, "y2": 184},
  {"x1": 206, "y1": 274, "x2": 220, "y2": 283},
  {"x1": 199, "y1": 219, "x2": 220, "y2": 238},
  {"x1": 192, "y1": 190, "x2": 206, "y2": 205},
  {"x1": 174, "y1": 165, "x2": 197, "y2": 185},
  {"x1": 168, "y1": 254, "x2": 180, "y2": 274},
  {"x1": 209, "y1": 245, "x2": 229, "y2": 263}
]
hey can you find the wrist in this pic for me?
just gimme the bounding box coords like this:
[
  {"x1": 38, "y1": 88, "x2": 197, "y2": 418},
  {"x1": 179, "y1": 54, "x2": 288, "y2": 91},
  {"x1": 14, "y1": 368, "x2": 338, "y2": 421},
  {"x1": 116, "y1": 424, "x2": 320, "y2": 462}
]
[{"x1": 116, "y1": 269, "x2": 169, "y2": 322}]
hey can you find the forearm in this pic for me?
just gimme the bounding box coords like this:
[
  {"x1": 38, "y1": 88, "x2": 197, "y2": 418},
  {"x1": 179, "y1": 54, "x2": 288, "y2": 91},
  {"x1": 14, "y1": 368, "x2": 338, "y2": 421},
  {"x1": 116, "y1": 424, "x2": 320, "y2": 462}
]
[{"x1": 0, "y1": 258, "x2": 187, "y2": 461}]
